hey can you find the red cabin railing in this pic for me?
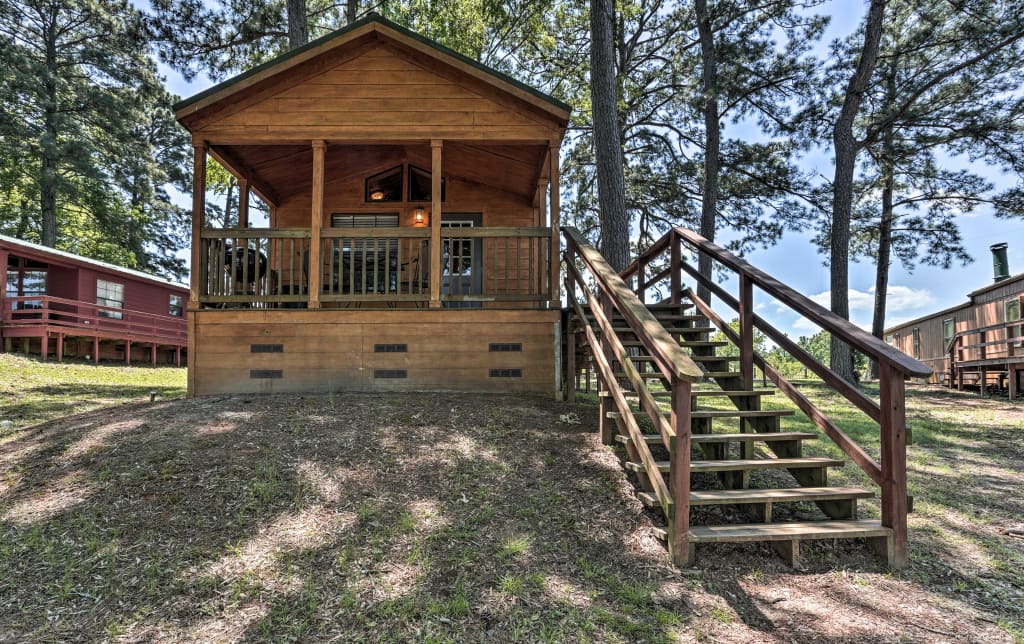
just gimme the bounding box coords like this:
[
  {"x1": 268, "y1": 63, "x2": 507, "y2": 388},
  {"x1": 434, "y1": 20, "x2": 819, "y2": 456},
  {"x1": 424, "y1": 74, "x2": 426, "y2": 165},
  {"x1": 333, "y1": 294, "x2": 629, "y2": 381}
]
[{"x1": 0, "y1": 295, "x2": 187, "y2": 343}]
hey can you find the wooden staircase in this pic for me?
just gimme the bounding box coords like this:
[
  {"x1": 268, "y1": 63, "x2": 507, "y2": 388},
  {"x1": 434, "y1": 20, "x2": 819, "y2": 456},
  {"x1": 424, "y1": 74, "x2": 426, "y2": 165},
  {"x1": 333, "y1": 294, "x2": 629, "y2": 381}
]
[{"x1": 562, "y1": 226, "x2": 931, "y2": 568}]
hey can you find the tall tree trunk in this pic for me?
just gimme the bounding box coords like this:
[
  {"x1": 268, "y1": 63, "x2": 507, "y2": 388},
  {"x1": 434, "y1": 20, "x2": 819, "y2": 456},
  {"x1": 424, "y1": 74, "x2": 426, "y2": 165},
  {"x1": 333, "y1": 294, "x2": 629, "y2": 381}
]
[
  {"x1": 869, "y1": 72, "x2": 898, "y2": 381},
  {"x1": 40, "y1": 7, "x2": 59, "y2": 247},
  {"x1": 830, "y1": 0, "x2": 886, "y2": 383},
  {"x1": 286, "y1": 0, "x2": 308, "y2": 49},
  {"x1": 346, "y1": 0, "x2": 358, "y2": 23},
  {"x1": 869, "y1": 163, "x2": 894, "y2": 380},
  {"x1": 590, "y1": 0, "x2": 630, "y2": 272},
  {"x1": 695, "y1": 0, "x2": 719, "y2": 305},
  {"x1": 16, "y1": 200, "x2": 30, "y2": 238},
  {"x1": 224, "y1": 178, "x2": 236, "y2": 228}
]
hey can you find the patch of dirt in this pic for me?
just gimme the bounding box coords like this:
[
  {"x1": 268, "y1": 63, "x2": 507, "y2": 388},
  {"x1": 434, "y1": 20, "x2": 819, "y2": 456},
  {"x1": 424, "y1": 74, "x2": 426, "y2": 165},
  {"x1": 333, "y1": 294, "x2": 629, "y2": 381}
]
[{"x1": 0, "y1": 393, "x2": 1016, "y2": 642}]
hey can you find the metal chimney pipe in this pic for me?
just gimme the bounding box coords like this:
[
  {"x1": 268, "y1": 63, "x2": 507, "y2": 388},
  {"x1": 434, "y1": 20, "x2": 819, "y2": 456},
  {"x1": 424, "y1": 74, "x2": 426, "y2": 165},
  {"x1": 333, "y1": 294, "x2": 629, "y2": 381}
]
[{"x1": 991, "y1": 242, "x2": 1010, "y2": 283}]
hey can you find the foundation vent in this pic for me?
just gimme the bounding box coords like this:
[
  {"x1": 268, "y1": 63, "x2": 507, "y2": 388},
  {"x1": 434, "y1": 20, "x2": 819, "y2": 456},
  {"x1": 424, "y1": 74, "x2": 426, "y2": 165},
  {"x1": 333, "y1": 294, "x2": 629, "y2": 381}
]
[
  {"x1": 250, "y1": 369, "x2": 283, "y2": 379},
  {"x1": 374, "y1": 369, "x2": 407, "y2": 379},
  {"x1": 251, "y1": 344, "x2": 284, "y2": 353},
  {"x1": 489, "y1": 343, "x2": 522, "y2": 352},
  {"x1": 374, "y1": 344, "x2": 408, "y2": 353},
  {"x1": 489, "y1": 369, "x2": 523, "y2": 378}
]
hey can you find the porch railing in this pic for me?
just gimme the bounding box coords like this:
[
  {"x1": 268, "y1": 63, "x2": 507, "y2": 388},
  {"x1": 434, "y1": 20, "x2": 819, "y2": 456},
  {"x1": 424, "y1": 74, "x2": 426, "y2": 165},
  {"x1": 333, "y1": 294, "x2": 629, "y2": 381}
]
[
  {"x1": 947, "y1": 319, "x2": 1023, "y2": 389},
  {"x1": 196, "y1": 226, "x2": 552, "y2": 307},
  {"x1": 0, "y1": 295, "x2": 186, "y2": 343}
]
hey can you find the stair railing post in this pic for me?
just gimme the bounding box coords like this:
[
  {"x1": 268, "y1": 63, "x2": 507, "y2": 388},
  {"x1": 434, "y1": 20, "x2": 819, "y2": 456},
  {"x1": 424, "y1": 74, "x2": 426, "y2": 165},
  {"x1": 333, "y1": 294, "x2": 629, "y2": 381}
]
[
  {"x1": 598, "y1": 292, "x2": 615, "y2": 445},
  {"x1": 637, "y1": 259, "x2": 646, "y2": 303},
  {"x1": 739, "y1": 273, "x2": 754, "y2": 390},
  {"x1": 565, "y1": 248, "x2": 577, "y2": 403},
  {"x1": 670, "y1": 375, "x2": 692, "y2": 566},
  {"x1": 879, "y1": 363, "x2": 908, "y2": 567},
  {"x1": 670, "y1": 233, "x2": 681, "y2": 305}
]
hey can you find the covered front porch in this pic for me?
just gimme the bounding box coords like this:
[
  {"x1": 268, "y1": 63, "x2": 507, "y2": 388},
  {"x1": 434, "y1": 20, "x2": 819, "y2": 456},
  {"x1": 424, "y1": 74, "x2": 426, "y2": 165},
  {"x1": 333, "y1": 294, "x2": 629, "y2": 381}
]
[
  {"x1": 175, "y1": 15, "x2": 571, "y2": 395},
  {"x1": 190, "y1": 140, "x2": 561, "y2": 311}
]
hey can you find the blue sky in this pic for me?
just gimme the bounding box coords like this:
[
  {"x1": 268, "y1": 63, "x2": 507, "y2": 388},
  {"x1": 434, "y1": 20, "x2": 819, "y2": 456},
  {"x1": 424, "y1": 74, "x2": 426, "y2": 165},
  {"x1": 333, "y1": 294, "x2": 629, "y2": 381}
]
[{"x1": 159, "y1": 1, "x2": 1024, "y2": 340}]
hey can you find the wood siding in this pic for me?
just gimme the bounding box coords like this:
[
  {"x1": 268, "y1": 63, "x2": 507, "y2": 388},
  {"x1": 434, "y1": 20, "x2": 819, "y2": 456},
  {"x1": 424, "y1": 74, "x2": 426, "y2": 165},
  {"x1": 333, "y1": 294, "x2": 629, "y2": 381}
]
[
  {"x1": 195, "y1": 43, "x2": 559, "y2": 144},
  {"x1": 887, "y1": 280, "x2": 1024, "y2": 380},
  {"x1": 191, "y1": 309, "x2": 559, "y2": 395}
]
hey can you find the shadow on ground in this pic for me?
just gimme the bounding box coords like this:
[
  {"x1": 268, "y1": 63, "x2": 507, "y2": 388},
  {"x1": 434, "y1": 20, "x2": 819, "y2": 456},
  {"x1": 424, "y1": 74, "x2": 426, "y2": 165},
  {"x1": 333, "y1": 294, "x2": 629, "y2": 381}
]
[{"x1": 0, "y1": 391, "x2": 1017, "y2": 642}]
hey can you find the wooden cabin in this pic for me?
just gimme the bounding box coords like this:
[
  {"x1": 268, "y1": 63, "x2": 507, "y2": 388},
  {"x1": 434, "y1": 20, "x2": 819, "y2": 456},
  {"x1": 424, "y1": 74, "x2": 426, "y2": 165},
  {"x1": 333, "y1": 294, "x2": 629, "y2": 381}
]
[
  {"x1": 885, "y1": 244, "x2": 1023, "y2": 399},
  {"x1": 175, "y1": 13, "x2": 570, "y2": 396},
  {"x1": 0, "y1": 234, "x2": 188, "y2": 365}
]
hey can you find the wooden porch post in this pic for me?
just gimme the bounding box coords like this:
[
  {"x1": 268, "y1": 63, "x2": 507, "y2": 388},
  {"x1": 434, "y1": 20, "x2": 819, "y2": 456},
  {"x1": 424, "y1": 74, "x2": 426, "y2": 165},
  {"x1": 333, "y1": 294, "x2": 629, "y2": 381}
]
[
  {"x1": 238, "y1": 178, "x2": 250, "y2": 228},
  {"x1": 309, "y1": 140, "x2": 326, "y2": 309},
  {"x1": 879, "y1": 363, "x2": 908, "y2": 567},
  {"x1": 175, "y1": 346, "x2": 182, "y2": 368},
  {"x1": 93, "y1": 336, "x2": 99, "y2": 364},
  {"x1": 190, "y1": 142, "x2": 207, "y2": 307},
  {"x1": 56, "y1": 332, "x2": 63, "y2": 363},
  {"x1": 549, "y1": 141, "x2": 561, "y2": 308},
  {"x1": 40, "y1": 333, "x2": 47, "y2": 361},
  {"x1": 151, "y1": 343, "x2": 157, "y2": 365},
  {"x1": 430, "y1": 139, "x2": 443, "y2": 308},
  {"x1": 125, "y1": 340, "x2": 131, "y2": 365},
  {"x1": 0, "y1": 249, "x2": 7, "y2": 323}
]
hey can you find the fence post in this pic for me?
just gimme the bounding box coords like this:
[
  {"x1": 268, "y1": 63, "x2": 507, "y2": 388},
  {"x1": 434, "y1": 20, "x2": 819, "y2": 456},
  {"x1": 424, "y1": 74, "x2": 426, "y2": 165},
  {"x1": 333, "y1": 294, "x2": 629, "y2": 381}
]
[
  {"x1": 670, "y1": 375, "x2": 692, "y2": 566},
  {"x1": 879, "y1": 363, "x2": 908, "y2": 567},
  {"x1": 739, "y1": 274, "x2": 754, "y2": 390}
]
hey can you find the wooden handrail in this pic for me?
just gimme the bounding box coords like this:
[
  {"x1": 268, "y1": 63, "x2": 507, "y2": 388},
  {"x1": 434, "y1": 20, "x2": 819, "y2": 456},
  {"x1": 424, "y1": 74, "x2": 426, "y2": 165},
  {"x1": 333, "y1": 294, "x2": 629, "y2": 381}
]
[
  {"x1": 685, "y1": 287, "x2": 883, "y2": 486},
  {"x1": 562, "y1": 227, "x2": 703, "y2": 383},
  {"x1": 676, "y1": 261, "x2": 882, "y2": 423},
  {"x1": 670, "y1": 227, "x2": 931, "y2": 378}
]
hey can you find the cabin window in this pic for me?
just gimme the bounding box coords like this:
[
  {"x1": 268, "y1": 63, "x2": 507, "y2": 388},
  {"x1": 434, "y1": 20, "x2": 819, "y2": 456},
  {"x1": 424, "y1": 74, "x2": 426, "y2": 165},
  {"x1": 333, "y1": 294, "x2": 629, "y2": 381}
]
[
  {"x1": 942, "y1": 318, "x2": 955, "y2": 347},
  {"x1": 912, "y1": 328, "x2": 920, "y2": 359},
  {"x1": 408, "y1": 165, "x2": 445, "y2": 202},
  {"x1": 169, "y1": 294, "x2": 183, "y2": 317},
  {"x1": 1007, "y1": 298, "x2": 1021, "y2": 323},
  {"x1": 6, "y1": 269, "x2": 46, "y2": 309},
  {"x1": 365, "y1": 166, "x2": 403, "y2": 202},
  {"x1": 96, "y1": 279, "x2": 124, "y2": 320}
]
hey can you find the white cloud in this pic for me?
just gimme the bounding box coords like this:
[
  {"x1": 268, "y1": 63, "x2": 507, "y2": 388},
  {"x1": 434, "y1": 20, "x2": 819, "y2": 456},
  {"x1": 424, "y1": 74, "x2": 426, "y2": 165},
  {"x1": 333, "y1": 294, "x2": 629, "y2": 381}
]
[{"x1": 805, "y1": 285, "x2": 935, "y2": 314}]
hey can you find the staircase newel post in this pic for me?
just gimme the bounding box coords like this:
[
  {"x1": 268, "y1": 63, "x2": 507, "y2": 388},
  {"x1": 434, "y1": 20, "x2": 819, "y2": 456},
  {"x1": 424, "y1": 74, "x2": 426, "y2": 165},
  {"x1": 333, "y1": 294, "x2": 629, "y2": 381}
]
[
  {"x1": 879, "y1": 363, "x2": 908, "y2": 567},
  {"x1": 669, "y1": 233, "x2": 681, "y2": 305},
  {"x1": 739, "y1": 273, "x2": 754, "y2": 390},
  {"x1": 670, "y1": 375, "x2": 693, "y2": 566}
]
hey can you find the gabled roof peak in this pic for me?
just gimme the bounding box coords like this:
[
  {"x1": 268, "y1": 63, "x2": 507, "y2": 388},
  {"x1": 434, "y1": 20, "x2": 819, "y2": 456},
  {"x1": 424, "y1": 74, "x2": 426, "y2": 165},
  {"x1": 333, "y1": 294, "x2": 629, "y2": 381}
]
[{"x1": 174, "y1": 12, "x2": 570, "y2": 123}]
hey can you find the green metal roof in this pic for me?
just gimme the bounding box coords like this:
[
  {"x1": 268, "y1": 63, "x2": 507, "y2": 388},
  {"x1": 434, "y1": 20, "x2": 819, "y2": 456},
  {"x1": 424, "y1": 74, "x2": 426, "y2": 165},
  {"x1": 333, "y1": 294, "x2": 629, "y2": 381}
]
[{"x1": 173, "y1": 12, "x2": 571, "y2": 116}]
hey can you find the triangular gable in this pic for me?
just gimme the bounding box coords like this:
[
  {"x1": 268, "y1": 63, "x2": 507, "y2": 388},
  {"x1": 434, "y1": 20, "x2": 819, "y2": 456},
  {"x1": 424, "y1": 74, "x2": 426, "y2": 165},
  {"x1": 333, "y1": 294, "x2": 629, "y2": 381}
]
[{"x1": 175, "y1": 13, "x2": 570, "y2": 132}]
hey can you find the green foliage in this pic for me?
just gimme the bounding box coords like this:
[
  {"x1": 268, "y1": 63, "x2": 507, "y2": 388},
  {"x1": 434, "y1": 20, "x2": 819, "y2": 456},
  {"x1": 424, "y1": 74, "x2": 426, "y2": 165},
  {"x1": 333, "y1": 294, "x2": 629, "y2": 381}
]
[{"x1": 0, "y1": 0, "x2": 190, "y2": 279}]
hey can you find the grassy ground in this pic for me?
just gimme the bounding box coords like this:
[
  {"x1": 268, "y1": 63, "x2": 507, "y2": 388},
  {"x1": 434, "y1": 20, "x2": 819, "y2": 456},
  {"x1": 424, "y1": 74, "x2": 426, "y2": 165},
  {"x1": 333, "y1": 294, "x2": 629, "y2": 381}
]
[
  {"x1": 0, "y1": 354, "x2": 186, "y2": 430},
  {"x1": 0, "y1": 370, "x2": 1021, "y2": 641}
]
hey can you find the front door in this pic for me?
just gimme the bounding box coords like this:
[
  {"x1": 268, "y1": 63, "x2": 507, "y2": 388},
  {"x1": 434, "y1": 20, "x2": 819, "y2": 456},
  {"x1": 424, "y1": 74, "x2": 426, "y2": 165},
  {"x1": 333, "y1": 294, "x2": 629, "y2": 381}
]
[{"x1": 441, "y1": 213, "x2": 482, "y2": 308}]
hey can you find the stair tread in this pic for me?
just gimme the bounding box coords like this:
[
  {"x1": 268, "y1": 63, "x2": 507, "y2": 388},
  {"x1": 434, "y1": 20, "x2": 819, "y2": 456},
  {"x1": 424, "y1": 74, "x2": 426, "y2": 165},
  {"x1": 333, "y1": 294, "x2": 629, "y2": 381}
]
[
  {"x1": 617, "y1": 431, "x2": 816, "y2": 445},
  {"x1": 649, "y1": 389, "x2": 776, "y2": 398},
  {"x1": 688, "y1": 520, "x2": 891, "y2": 543},
  {"x1": 626, "y1": 457, "x2": 845, "y2": 474},
  {"x1": 636, "y1": 487, "x2": 873, "y2": 508},
  {"x1": 606, "y1": 409, "x2": 790, "y2": 419},
  {"x1": 690, "y1": 487, "x2": 874, "y2": 504}
]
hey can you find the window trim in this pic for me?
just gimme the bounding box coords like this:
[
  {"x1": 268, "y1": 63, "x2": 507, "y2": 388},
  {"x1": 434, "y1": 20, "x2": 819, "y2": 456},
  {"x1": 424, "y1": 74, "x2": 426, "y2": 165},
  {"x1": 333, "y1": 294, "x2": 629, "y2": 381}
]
[
  {"x1": 1006, "y1": 297, "x2": 1021, "y2": 323},
  {"x1": 96, "y1": 279, "x2": 125, "y2": 320},
  {"x1": 942, "y1": 318, "x2": 955, "y2": 348},
  {"x1": 912, "y1": 327, "x2": 921, "y2": 359}
]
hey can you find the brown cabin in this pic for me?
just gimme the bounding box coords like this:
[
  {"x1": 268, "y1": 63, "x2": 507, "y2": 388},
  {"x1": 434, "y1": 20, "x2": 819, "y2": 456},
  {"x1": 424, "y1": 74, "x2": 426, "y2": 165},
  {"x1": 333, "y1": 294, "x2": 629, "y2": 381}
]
[
  {"x1": 0, "y1": 234, "x2": 188, "y2": 365},
  {"x1": 175, "y1": 14, "x2": 570, "y2": 396},
  {"x1": 885, "y1": 244, "x2": 1023, "y2": 399}
]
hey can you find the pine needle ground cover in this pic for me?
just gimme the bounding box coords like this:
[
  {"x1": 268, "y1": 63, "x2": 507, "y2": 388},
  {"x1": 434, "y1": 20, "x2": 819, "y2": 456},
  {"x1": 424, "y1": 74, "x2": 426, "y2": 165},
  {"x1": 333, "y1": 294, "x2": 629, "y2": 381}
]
[{"x1": 0, "y1": 381, "x2": 1020, "y2": 641}]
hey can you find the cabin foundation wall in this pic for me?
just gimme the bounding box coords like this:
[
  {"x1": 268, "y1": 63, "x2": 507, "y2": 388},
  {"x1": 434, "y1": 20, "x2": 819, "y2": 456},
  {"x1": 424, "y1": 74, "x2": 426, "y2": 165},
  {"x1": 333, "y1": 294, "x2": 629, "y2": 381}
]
[{"x1": 190, "y1": 309, "x2": 560, "y2": 396}]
